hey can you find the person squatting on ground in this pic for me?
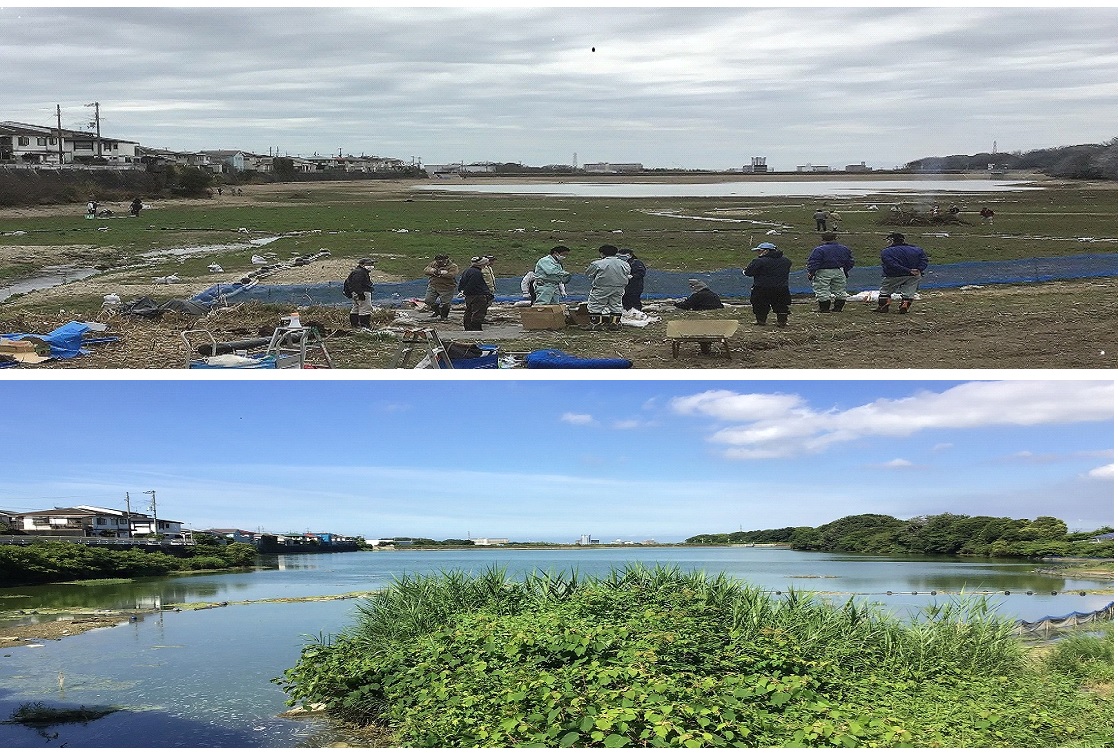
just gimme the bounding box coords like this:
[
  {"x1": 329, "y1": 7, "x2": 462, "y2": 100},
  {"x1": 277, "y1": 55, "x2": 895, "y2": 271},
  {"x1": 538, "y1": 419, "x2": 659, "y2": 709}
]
[
  {"x1": 533, "y1": 246, "x2": 572, "y2": 305},
  {"x1": 520, "y1": 270, "x2": 536, "y2": 304},
  {"x1": 743, "y1": 242, "x2": 793, "y2": 327},
  {"x1": 674, "y1": 279, "x2": 724, "y2": 310},
  {"x1": 618, "y1": 248, "x2": 646, "y2": 311},
  {"x1": 876, "y1": 232, "x2": 928, "y2": 313},
  {"x1": 343, "y1": 258, "x2": 376, "y2": 330},
  {"x1": 422, "y1": 254, "x2": 458, "y2": 321},
  {"x1": 458, "y1": 256, "x2": 492, "y2": 331},
  {"x1": 806, "y1": 231, "x2": 854, "y2": 312},
  {"x1": 813, "y1": 208, "x2": 828, "y2": 231},
  {"x1": 130, "y1": 197, "x2": 143, "y2": 217},
  {"x1": 583, "y1": 244, "x2": 632, "y2": 331}
]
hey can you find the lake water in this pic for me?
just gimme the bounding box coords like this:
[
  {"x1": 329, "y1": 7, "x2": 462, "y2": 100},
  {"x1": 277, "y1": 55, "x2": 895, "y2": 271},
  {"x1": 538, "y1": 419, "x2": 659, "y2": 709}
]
[
  {"x1": 0, "y1": 547, "x2": 1110, "y2": 747},
  {"x1": 417, "y1": 178, "x2": 1039, "y2": 199}
]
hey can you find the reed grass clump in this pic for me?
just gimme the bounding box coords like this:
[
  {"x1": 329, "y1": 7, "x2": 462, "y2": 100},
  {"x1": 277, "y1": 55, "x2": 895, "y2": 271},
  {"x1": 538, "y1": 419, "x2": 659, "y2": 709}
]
[{"x1": 278, "y1": 564, "x2": 1112, "y2": 747}]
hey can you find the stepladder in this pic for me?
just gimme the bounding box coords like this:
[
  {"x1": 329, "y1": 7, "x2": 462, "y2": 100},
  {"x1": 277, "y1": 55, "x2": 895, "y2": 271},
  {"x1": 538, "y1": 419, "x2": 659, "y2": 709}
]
[{"x1": 392, "y1": 328, "x2": 454, "y2": 369}]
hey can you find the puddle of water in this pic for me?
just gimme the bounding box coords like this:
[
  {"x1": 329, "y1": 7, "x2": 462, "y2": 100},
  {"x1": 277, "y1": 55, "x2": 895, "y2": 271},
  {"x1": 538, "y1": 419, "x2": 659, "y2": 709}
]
[{"x1": 0, "y1": 266, "x2": 100, "y2": 302}]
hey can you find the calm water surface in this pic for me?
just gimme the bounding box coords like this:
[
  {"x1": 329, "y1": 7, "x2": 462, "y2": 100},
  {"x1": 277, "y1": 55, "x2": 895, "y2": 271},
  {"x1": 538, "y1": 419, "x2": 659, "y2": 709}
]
[
  {"x1": 418, "y1": 178, "x2": 1039, "y2": 199},
  {"x1": 0, "y1": 547, "x2": 1110, "y2": 747}
]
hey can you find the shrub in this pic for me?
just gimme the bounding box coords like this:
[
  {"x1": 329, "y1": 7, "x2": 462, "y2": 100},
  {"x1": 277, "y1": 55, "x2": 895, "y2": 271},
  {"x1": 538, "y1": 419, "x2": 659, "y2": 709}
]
[{"x1": 279, "y1": 566, "x2": 1112, "y2": 747}]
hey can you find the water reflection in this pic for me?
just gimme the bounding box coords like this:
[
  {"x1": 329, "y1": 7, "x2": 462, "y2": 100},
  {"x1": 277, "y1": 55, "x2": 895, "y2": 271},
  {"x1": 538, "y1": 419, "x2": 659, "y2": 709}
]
[{"x1": 417, "y1": 178, "x2": 1040, "y2": 199}]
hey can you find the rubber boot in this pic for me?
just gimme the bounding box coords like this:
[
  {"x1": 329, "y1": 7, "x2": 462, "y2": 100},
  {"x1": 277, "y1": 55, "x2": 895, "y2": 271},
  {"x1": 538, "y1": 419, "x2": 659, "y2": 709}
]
[
  {"x1": 439, "y1": 304, "x2": 451, "y2": 321},
  {"x1": 776, "y1": 313, "x2": 788, "y2": 328},
  {"x1": 832, "y1": 299, "x2": 846, "y2": 312},
  {"x1": 874, "y1": 296, "x2": 891, "y2": 313},
  {"x1": 817, "y1": 300, "x2": 831, "y2": 313},
  {"x1": 358, "y1": 315, "x2": 372, "y2": 330},
  {"x1": 349, "y1": 313, "x2": 360, "y2": 328},
  {"x1": 582, "y1": 314, "x2": 602, "y2": 331},
  {"x1": 898, "y1": 299, "x2": 913, "y2": 314},
  {"x1": 608, "y1": 314, "x2": 622, "y2": 331},
  {"x1": 753, "y1": 317, "x2": 767, "y2": 326}
]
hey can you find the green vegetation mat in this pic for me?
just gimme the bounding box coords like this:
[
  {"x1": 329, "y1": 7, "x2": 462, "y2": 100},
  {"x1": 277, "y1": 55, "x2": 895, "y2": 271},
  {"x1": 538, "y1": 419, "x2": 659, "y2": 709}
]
[{"x1": 278, "y1": 565, "x2": 1114, "y2": 747}]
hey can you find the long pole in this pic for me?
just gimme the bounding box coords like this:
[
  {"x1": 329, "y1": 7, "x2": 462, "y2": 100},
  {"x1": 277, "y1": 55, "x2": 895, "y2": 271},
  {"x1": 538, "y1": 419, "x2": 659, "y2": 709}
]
[
  {"x1": 124, "y1": 492, "x2": 133, "y2": 539},
  {"x1": 145, "y1": 489, "x2": 158, "y2": 538},
  {"x1": 55, "y1": 105, "x2": 65, "y2": 165},
  {"x1": 85, "y1": 101, "x2": 101, "y2": 157}
]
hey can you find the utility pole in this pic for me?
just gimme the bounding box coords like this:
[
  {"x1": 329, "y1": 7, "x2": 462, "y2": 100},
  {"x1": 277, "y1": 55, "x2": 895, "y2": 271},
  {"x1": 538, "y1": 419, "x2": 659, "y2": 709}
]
[
  {"x1": 55, "y1": 105, "x2": 65, "y2": 165},
  {"x1": 124, "y1": 492, "x2": 133, "y2": 539},
  {"x1": 84, "y1": 101, "x2": 102, "y2": 157},
  {"x1": 144, "y1": 489, "x2": 158, "y2": 538}
]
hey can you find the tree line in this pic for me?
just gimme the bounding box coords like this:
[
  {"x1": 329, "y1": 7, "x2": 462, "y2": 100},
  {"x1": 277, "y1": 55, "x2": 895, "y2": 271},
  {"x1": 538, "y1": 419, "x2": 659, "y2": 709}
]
[
  {"x1": 904, "y1": 138, "x2": 1118, "y2": 180},
  {"x1": 0, "y1": 538, "x2": 258, "y2": 586},
  {"x1": 686, "y1": 513, "x2": 1114, "y2": 559}
]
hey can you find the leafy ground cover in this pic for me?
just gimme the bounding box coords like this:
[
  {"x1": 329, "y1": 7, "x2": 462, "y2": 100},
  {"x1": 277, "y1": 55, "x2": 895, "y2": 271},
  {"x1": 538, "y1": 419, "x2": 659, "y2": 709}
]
[{"x1": 278, "y1": 565, "x2": 1114, "y2": 747}]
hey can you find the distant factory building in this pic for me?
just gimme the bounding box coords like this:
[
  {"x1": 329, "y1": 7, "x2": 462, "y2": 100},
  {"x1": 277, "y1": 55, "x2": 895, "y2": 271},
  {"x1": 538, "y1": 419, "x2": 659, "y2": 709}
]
[
  {"x1": 742, "y1": 157, "x2": 769, "y2": 173},
  {"x1": 583, "y1": 162, "x2": 643, "y2": 174},
  {"x1": 845, "y1": 162, "x2": 872, "y2": 173}
]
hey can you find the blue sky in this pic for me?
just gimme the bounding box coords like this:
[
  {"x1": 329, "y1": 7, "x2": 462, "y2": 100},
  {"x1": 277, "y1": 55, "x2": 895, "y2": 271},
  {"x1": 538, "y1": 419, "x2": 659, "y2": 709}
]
[{"x1": 0, "y1": 378, "x2": 1111, "y2": 543}]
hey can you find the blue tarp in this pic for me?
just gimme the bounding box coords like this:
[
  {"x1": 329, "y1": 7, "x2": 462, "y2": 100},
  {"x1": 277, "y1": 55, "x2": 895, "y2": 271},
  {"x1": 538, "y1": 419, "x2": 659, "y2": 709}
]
[
  {"x1": 2, "y1": 321, "x2": 91, "y2": 358},
  {"x1": 525, "y1": 349, "x2": 632, "y2": 369},
  {"x1": 192, "y1": 252, "x2": 1118, "y2": 308}
]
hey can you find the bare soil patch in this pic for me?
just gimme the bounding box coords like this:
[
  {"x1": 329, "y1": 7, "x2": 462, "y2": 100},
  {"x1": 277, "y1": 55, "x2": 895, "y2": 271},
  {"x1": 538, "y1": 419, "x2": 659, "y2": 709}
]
[{"x1": 3, "y1": 277, "x2": 1114, "y2": 370}]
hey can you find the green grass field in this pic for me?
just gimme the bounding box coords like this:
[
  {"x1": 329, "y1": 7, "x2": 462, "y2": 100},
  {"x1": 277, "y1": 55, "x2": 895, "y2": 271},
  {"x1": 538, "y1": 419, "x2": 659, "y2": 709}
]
[{"x1": 2, "y1": 177, "x2": 1116, "y2": 288}]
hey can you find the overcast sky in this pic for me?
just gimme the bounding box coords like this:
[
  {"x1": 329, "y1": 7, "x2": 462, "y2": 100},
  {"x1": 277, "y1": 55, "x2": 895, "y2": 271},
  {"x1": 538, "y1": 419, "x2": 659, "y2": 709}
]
[
  {"x1": 1, "y1": 378, "x2": 1111, "y2": 542},
  {"x1": 3, "y1": 6, "x2": 1116, "y2": 170}
]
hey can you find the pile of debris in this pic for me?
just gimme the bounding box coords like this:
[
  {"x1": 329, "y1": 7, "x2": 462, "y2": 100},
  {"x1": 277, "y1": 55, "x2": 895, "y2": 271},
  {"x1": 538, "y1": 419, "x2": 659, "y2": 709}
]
[{"x1": 878, "y1": 206, "x2": 970, "y2": 227}]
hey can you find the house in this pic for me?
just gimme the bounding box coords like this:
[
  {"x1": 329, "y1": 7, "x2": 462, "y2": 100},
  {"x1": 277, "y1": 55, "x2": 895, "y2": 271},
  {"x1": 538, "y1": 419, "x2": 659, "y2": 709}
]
[
  {"x1": 74, "y1": 505, "x2": 183, "y2": 538},
  {"x1": 138, "y1": 147, "x2": 218, "y2": 172},
  {"x1": 13, "y1": 506, "x2": 132, "y2": 537},
  {"x1": 208, "y1": 528, "x2": 261, "y2": 545},
  {"x1": 0, "y1": 121, "x2": 140, "y2": 167}
]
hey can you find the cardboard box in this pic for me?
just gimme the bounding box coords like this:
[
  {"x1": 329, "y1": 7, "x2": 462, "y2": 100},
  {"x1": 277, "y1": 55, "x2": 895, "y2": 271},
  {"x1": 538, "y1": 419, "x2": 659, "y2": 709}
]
[
  {"x1": 569, "y1": 302, "x2": 591, "y2": 328},
  {"x1": 519, "y1": 305, "x2": 567, "y2": 330},
  {"x1": 0, "y1": 338, "x2": 50, "y2": 364}
]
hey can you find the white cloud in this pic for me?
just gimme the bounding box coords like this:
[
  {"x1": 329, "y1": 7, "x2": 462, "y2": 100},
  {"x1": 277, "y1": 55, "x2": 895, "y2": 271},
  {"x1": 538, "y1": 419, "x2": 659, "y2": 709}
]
[
  {"x1": 1087, "y1": 464, "x2": 1114, "y2": 479},
  {"x1": 676, "y1": 381, "x2": 1113, "y2": 460},
  {"x1": 879, "y1": 459, "x2": 916, "y2": 469},
  {"x1": 561, "y1": 412, "x2": 596, "y2": 426}
]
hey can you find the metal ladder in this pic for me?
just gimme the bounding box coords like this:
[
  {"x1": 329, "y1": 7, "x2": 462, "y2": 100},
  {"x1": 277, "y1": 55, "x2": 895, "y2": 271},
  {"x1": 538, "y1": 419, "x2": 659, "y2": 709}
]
[
  {"x1": 265, "y1": 325, "x2": 334, "y2": 369},
  {"x1": 391, "y1": 328, "x2": 454, "y2": 369}
]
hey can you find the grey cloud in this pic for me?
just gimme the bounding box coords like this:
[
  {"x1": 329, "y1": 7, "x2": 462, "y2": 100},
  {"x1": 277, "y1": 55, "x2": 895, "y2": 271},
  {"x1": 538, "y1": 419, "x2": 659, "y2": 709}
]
[{"x1": 4, "y1": 7, "x2": 1116, "y2": 166}]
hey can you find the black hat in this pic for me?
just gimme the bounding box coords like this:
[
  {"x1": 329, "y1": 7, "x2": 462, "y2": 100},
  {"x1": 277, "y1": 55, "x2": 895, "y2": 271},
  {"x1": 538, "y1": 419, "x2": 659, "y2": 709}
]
[
  {"x1": 886, "y1": 233, "x2": 906, "y2": 243},
  {"x1": 358, "y1": 258, "x2": 374, "y2": 266}
]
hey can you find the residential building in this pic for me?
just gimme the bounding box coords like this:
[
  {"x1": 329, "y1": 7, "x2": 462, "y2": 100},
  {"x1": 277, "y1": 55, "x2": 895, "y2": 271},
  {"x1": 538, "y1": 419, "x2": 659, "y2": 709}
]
[
  {"x1": 13, "y1": 507, "x2": 132, "y2": 537},
  {"x1": 74, "y1": 505, "x2": 183, "y2": 538},
  {"x1": 207, "y1": 528, "x2": 261, "y2": 545},
  {"x1": 0, "y1": 121, "x2": 139, "y2": 167}
]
